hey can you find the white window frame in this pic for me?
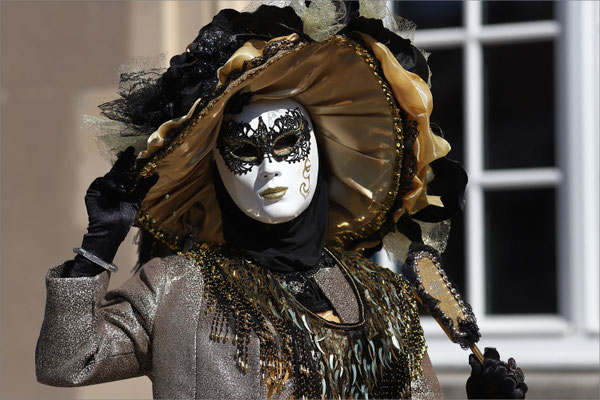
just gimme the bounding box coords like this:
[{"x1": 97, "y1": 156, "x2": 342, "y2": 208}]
[{"x1": 381, "y1": 0, "x2": 599, "y2": 369}]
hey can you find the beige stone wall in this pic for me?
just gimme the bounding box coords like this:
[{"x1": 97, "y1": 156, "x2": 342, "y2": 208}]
[
  {"x1": 3, "y1": 2, "x2": 598, "y2": 400},
  {"x1": 0, "y1": 2, "x2": 246, "y2": 399}
]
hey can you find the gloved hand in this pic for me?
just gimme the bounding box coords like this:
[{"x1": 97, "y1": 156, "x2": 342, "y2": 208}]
[
  {"x1": 466, "y1": 347, "x2": 528, "y2": 399},
  {"x1": 66, "y1": 146, "x2": 158, "y2": 277}
]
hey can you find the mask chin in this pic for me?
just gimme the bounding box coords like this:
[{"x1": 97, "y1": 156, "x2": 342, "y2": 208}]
[{"x1": 213, "y1": 99, "x2": 320, "y2": 224}]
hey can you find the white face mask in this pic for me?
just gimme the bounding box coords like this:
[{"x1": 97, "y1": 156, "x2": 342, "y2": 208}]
[{"x1": 213, "y1": 99, "x2": 319, "y2": 224}]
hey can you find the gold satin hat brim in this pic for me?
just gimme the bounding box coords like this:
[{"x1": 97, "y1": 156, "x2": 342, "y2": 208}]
[{"x1": 136, "y1": 34, "x2": 448, "y2": 250}]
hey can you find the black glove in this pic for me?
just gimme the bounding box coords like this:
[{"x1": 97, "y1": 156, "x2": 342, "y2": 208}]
[
  {"x1": 66, "y1": 147, "x2": 158, "y2": 277},
  {"x1": 466, "y1": 347, "x2": 528, "y2": 399}
]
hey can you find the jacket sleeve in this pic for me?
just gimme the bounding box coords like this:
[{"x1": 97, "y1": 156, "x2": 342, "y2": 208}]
[
  {"x1": 412, "y1": 352, "x2": 445, "y2": 399},
  {"x1": 35, "y1": 257, "x2": 166, "y2": 387}
]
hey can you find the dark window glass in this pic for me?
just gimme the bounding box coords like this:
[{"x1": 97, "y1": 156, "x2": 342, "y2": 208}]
[
  {"x1": 441, "y1": 213, "x2": 466, "y2": 298},
  {"x1": 427, "y1": 48, "x2": 464, "y2": 164},
  {"x1": 483, "y1": 41, "x2": 555, "y2": 169},
  {"x1": 483, "y1": 1, "x2": 554, "y2": 25},
  {"x1": 394, "y1": 1, "x2": 462, "y2": 30},
  {"x1": 485, "y1": 189, "x2": 557, "y2": 314}
]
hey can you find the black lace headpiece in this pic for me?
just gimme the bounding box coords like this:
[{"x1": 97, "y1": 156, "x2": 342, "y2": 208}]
[{"x1": 99, "y1": 3, "x2": 429, "y2": 140}]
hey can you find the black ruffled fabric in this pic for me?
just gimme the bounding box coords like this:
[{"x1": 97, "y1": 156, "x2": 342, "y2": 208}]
[
  {"x1": 99, "y1": 3, "x2": 429, "y2": 138},
  {"x1": 412, "y1": 157, "x2": 468, "y2": 223}
]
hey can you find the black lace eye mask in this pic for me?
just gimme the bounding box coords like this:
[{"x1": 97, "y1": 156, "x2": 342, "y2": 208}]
[{"x1": 216, "y1": 107, "x2": 312, "y2": 175}]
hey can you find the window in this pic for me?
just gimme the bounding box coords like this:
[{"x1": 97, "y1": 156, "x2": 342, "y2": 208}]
[{"x1": 377, "y1": 1, "x2": 599, "y2": 368}]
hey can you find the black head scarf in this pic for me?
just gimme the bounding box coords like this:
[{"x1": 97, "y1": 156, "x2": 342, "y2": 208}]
[
  {"x1": 213, "y1": 159, "x2": 328, "y2": 272},
  {"x1": 213, "y1": 158, "x2": 332, "y2": 312}
]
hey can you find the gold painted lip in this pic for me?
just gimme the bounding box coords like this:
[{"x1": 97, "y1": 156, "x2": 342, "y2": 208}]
[{"x1": 259, "y1": 186, "x2": 288, "y2": 200}]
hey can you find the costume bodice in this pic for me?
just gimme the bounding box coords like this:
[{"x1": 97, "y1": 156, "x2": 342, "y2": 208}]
[{"x1": 187, "y1": 244, "x2": 427, "y2": 399}]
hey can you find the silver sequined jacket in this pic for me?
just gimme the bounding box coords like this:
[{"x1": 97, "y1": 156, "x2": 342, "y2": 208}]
[{"x1": 35, "y1": 254, "x2": 443, "y2": 399}]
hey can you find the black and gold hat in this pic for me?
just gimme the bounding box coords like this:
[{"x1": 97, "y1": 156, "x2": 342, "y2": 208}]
[{"x1": 100, "y1": 2, "x2": 458, "y2": 253}]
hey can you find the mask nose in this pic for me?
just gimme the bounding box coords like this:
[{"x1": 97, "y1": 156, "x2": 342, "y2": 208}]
[{"x1": 258, "y1": 157, "x2": 281, "y2": 180}]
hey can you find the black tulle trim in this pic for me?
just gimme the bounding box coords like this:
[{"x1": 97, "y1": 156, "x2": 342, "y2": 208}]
[{"x1": 98, "y1": 68, "x2": 165, "y2": 135}]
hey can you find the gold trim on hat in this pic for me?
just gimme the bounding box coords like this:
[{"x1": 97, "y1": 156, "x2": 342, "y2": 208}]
[{"x1": 136, "y1": 34, "x2": 449, "y2": 251}]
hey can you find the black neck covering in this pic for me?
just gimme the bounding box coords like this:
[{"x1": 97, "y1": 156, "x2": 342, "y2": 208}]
[
  {"x1": 213, "y1": 161, "x2": 329, "y2": 272},
  {"x1": 213, "y1": 161, "x2": 332, "y2": 312}
]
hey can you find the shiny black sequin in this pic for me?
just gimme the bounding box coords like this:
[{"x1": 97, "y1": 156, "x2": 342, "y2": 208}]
[{"x1": 217, "y1": 107, "x2": 311, "y2": 175}]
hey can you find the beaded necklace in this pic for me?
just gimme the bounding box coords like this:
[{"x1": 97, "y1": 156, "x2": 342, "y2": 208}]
[{"x1": 186, "y1": 244, "x2": 427, "y2": 399}]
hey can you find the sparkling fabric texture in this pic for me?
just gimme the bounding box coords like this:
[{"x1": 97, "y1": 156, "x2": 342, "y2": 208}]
[
  {"x1": 411, "y1": 354, "x2": 445, "y2": 399},
  {"x1": 313, "y1": 264, "x2": 360, "y2": 324},
  {"x1": 36, "y1": 251, "x2": 440, "y2": 399},
  {"x1": 411, "y1": 375, "x2": 439, "y2": 400}
]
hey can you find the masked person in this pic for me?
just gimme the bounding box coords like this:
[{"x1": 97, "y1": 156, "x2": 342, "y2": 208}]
[{"x1": 35, "y1": 2, "x2": 527, "y2": 399}]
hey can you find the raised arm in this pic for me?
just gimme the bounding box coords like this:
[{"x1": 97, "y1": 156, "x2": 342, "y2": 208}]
[
  {"x1": 35, "y1": 257, "x2": 166, "y2": 386},
  {"x1": 36, "y1": 146, "x2": 160, "y2": 386}
]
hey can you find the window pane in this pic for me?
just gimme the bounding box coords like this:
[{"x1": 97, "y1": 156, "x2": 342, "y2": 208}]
[
  {"x1": 485, "y1": 189, "x2": 557, "y2": 314},
  {"x1": 427, "y1": 48, "x2": 464, "y2": 164},
  {"x1": 483, "y1": 41, "x2": 555, "y2": 169},
  {"x1": 442, "y1": 213, "x2": 466, "y2": 298},
  {"x1": 483, "y1": 1, "x2": 555, "y2": 25},
  {"x1": 394, "y1": 1, "x2": 462, "y2": 30}
]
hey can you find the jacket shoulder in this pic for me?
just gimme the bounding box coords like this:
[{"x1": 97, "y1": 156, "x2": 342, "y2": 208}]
[
  {"x1": 154, "y1": 253, "x2": 198, "y2": 276},
  {"x1": 328, "y1": 247, "x2": 400, "y2": 280}
]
